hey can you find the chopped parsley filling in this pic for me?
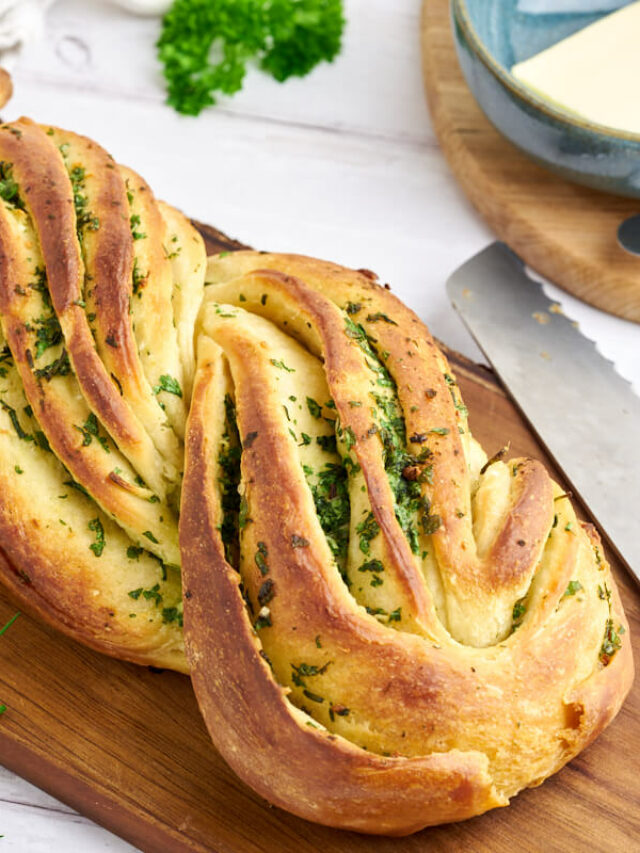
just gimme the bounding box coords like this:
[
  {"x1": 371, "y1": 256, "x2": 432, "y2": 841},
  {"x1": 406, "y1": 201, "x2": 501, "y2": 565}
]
[
  {"x1": 74, "y1": 412, "x2": 110, "y2": 453},
  {"x1": 0, "y1": 345, "x2": 12, "y2": 378},
  {"x1": 512, "y1": 599, "x2": 526, "y2": 630},
  {"x1": 28, "y1": 312, "x2": 63, "y2": 360},
  {"x1": 153, "y1": 374, "x2": 183, "y2": 398},
  {"x1": 88, "y1": 517, "x2": 105, "y2": 557},
  {"x1": 598, "y1": 583, "x2": 625, "y2": 666},
  {"x1": 0, "y1": 400, "x2": 31, "y2": 441},
  {"x1": 34, "y1": 349, "x2": 71, "y2": 381},
  {"x1": 217, "y1": 393, "x2": 242, "y2": 568},
  {"x1": 68, "y1": 164, "x2": 100, "y2": 240},
  {"x1": 344, "y1": 314, "x2": 435, "y2": 554},
  {"x1": 0, "y1": 161, "x2": 25, "y2": 211},
  {"x1": 305, "y1": 461, "x2": 350, "y2": 580},
  {"x1": 132, "y1": 256, "x2": 148, "y2": 297}
]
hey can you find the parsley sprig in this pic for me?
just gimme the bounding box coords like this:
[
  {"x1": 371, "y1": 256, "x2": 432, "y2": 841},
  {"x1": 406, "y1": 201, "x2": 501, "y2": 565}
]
[{"x1": 157, "y1": 0, "x2": 345, "y2": 116}]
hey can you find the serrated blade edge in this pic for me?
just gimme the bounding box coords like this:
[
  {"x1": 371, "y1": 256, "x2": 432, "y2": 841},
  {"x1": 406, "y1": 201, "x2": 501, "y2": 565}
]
[{"x1": 447, "y1": 242, "x2": 640, "y2": 585}]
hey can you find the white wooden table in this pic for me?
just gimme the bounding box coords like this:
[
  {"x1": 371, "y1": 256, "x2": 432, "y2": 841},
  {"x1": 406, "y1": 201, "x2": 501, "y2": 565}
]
[{"x1": 0, "y1": 1, "x2": 637, "y2": 848}]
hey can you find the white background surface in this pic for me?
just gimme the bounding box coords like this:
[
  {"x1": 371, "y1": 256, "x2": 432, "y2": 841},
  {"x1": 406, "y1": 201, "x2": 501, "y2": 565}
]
[{"x1": 0, "y1": 0, "x2": 637, "y2": 849}]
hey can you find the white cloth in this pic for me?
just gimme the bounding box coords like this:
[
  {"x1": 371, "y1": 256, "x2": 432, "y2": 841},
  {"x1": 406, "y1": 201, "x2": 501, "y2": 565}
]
[
  {"x1": 0, "y1": 0, "x2": 53, "y2": 52},
  {"x1": 517, "y1": 1, "x2": 631, "y2": 11},
  {"x1": 0, "y1": 0, "x2": 170, "y2": 51},
  {"x1": 0, "y1": 0, "x2": 170, "y2": 69}
]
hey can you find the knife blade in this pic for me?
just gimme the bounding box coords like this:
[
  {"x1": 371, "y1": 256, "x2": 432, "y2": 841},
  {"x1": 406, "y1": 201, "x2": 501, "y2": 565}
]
[{"x1": 447, "y1": 242, "x2": 640, "y2": 585}]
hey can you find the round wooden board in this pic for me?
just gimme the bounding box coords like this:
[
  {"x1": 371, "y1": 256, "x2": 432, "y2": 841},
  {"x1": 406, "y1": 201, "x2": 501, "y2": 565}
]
[{"x1": 421, "y1": 0, "x2": 640, "y2": 323}]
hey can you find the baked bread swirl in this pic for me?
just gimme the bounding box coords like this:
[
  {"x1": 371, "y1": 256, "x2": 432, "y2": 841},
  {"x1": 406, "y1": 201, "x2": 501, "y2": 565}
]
[
  {"x1": 0, "y1": 117, "x2": 203, "y2": 671},
  {"x1": 181, "y1": 253, "x2": 633, "y2": 834},
  {"x1": 0, "y1": 118, "x2": 632, "y2": 834}
]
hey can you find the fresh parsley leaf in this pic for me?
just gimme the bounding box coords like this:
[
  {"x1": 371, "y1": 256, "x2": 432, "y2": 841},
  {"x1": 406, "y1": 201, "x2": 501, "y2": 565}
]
[
  {"x1": 158, "y1": 0, "x2": 346, "y2": 116},
  {"x1": 88, "y1": 517, "x2": 105, "y2": 557}
]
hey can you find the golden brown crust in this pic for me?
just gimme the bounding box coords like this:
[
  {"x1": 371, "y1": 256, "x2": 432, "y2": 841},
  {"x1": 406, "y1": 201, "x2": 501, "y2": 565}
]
[
  {"x1": 181, "y1": 345, "x2": 503, "y2": 834},
  {"x1": 181, "y1": 250, "x2": 634, "y2": 833},
  {"x1": 0, "y1": 537, "x2": 186, "y2": 672},
  {"x1": 204, "y1": 255, "x2": 560, "y2": 645},
  {"x1": 0, "y1": 119, "x2": 173, "y2": 501},
  {"x1": 120, "y1": 166, "x2": 188, "y2": 442},
  {"x1": 156, "y1": 200, "x2": 206, "y2": 405},
  {"x1": 203, "y1": 271, "x2": 438, "y2": 635},
  {"x1": 48, "y1": 126, "x2": 184, "y2": 492},
  {"x1": 0, "y1": 338, "x2": 185, "y2": 669},
  {"x1": 0, "y1": 119, "x2": 81, "y2": 312},
  {"x1": 486, "y1": 458, "x2": 553, "y2": 586}
]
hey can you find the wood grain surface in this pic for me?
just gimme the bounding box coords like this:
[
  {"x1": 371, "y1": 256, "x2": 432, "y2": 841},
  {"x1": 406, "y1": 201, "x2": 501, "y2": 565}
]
[
  {"x1": 0, "y1": 224, "x2": 636, "y2": 852},
  {"x1": 421, "y1": 0, "x2": 640, "y2": 324}
]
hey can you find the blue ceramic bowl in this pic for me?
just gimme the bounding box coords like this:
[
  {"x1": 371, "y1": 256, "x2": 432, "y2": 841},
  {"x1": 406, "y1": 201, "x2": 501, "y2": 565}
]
[{"x1": 452, "y1": 0, "x2": 640, "y2": 197}]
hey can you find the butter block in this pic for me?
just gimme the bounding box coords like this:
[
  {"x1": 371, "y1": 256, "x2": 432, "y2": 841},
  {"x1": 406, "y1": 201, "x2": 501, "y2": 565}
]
[{"x1": 512, "y1": 1, "x2": 640, "y2": 134}]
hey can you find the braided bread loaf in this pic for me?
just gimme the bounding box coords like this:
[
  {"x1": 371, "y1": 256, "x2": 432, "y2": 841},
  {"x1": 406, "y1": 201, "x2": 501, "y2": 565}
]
[
  {"x1": 0, "y1": 117, "x2": 195, "y2": 671},
  {"x1": 183, "y1": 256, "x2": 633, "y2": 833},
  {"x1": 0, "y1": 118, "x2": 632, "y2": 835}
]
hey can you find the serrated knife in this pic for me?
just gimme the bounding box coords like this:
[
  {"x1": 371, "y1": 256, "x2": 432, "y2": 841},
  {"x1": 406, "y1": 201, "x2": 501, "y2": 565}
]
[{"x1": 447, "y1": 242, "x2": 640, "y2": 585}]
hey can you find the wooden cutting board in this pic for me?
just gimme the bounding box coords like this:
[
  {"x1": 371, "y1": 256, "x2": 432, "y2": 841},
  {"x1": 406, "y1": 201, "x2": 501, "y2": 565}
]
[
  {"x1": 421, "y1": 0, "x2": 640, "y2": 324},
  {"x1": 0, "y1": 224, "x2": 637, "y2": 852}
]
